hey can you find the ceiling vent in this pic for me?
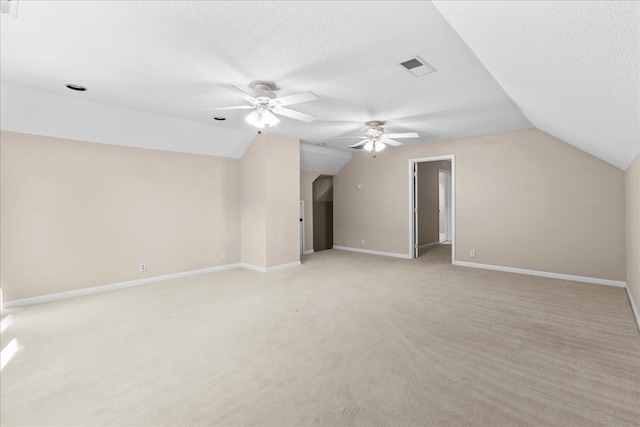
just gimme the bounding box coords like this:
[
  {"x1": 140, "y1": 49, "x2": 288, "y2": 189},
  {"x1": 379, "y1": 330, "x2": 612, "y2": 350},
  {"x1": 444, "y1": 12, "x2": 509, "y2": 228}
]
[
  {"x1": 400, "y1": 56, "x2": 436, "y2": 77},
  {"x1": 1, "y1": 0, "x2": 18, "y2": 17}
]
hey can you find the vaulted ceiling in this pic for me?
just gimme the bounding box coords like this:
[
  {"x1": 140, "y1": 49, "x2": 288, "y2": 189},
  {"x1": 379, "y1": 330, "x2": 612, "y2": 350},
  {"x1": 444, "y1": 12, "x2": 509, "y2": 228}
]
[{"x1": 1, "y1": 1, "x2": 638, "y2": 170}]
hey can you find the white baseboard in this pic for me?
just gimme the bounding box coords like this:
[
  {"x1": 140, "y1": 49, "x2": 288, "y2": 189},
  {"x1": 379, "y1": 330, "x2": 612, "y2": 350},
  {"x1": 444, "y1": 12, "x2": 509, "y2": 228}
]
[
  {"x1": 3, "y1": 259, "x2": 304, "y2": 309},
  {"x1": 333, "y1": 245, "x2": 412, "y2": 259},
  {"x1": 2, "y1": 263, "x2": 242, "y2": 309},
  {"x1": 5, "y1": 257, "x2": 634, "y2": 333},
  {"x1": 240, "y1": 261, "x2": 302, "y2": 273},
  {"x1": 239, "y1": 263, "x2": 267, "y2": 273},
  {"x1": 453, "y1": 260, "x2": 639, "y2": 331},
  {"x1": 452, "y1": 260, "x2": 627, "y2": 288},
  {"x1": 303, "y1": 249, "x2": 314, "y2": 255},
  {"x1": 626, "y1": 287, "x2": 640, "y2": 332}
]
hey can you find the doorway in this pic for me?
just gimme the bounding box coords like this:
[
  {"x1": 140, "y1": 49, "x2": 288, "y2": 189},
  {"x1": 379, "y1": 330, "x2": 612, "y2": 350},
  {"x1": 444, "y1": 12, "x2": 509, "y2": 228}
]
[
  {"x1": 313, "y1": 175, "x2": 333, "y2": 251},
  {"x1": 438, "y1": 169, "x2": 452, "y2": 243},
  {"x1": 410, "y1": 155, "x2": 455, "y2": 260}
]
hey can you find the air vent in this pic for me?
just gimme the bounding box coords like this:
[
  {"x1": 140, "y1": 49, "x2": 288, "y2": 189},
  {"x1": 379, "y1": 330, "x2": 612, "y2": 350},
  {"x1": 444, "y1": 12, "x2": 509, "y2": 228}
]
[
  {"x1": 1, "y1": 0, "x2": 18, "y2": 17},
  {"x1": 400, "y1": 56, "x2": 436, "y2": 76}
]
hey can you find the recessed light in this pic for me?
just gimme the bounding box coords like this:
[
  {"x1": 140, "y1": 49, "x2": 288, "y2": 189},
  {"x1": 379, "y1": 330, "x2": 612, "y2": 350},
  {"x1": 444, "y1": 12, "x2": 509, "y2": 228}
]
[
  {"x1": 315, "y1": 142, "x2": 326, "y2": 146},
  {"x1": 66, "y1": 83, "x2": 86, "y2": 91},
  {"x1": 213, "y1": 117, "x2": 226, "y2": 121}
]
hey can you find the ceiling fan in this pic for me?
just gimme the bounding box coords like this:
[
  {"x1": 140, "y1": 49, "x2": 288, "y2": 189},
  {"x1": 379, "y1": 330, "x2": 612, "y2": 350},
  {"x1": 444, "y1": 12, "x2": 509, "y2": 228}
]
[
  {"x1": 209, "y1": 81, "x2": 318, "y2": 128},
  {"x1": 345, "y1": 121, "x2": 419, "y2": 154}
]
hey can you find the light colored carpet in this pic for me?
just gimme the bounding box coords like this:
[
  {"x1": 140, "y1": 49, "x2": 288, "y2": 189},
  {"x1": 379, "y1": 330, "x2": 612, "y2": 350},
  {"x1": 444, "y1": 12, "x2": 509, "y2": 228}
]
[{"x1": 1, "y1": 245, "x2": 639, "y2": 426}]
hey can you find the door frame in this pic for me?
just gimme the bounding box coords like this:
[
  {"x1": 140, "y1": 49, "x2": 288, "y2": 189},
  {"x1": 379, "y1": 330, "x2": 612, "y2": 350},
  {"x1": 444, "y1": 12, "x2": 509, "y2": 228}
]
[
  {"x1": 438, "y1": 168, "x2": 452, "y2": 242},
  {"x1": 299, "y1": 200, "x2": 305, "y2": 256},
  {"x1": 408, "y1": 155, "x2": 456, "y2": 260}
]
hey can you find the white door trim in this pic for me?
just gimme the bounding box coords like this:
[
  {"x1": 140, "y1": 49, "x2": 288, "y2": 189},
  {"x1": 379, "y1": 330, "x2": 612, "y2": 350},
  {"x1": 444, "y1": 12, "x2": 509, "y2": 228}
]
[
  {"x1": 413, "y1": 162, "x2": 419, "y2": 258},
  {"x1": 408, "y1": 155, "x2": 456, "y2": 261},
  {"x1": 438, "y1": 169, "x2": 452, "y2": 242},
  {"x1": 299, "y1": 200, "x2": 305, "y2": 256}
]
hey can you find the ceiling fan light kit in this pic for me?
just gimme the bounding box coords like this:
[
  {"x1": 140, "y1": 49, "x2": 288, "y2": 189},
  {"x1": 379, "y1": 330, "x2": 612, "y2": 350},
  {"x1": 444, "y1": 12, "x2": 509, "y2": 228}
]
[
  {"x1": 345, "y1": 121, "x2": 419, "y2": 156},
  {"x1": 245, "y1": 107, "x2": 280, "y2": 128},
  {"x1": 211, "y1": 85, "x2": 416, "y2": 157},
  {"x1": 363, "y1": 140, "x2": 385, "y2": 152},
  {"x1": 212, "y1": 81, "x2": 318, "y2": 129}
]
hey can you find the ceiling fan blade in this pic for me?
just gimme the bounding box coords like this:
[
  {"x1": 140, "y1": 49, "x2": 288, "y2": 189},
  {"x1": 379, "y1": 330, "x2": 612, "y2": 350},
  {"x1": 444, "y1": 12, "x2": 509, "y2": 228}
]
[
  {"x1": 272, "y1": 106, "x2": 317, "y2": 123},
  {"x1": 203, "y1": 105, "x2": 254, "y2": 111},
  {"x1": 382, "y1": 138, "x2": 403, "y2": 146},
  {"x1": 227, "y1": 85, "x2": 258, "y2": 103},
  {"x1": 348, "y1": 140, "x2": 369, "y2": 149},
  {"x1": 272, "y1": 91, "x2": 318, "y2": 107},
  {"x1": 384, "y1": 132, "x2": 419, "y2": 139}
]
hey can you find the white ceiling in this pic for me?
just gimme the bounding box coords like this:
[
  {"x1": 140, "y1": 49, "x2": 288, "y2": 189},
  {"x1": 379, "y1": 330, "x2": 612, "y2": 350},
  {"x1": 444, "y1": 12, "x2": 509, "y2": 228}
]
[
  {"x1": 433, "y1": 1, "x2": 640, "y2": 170},
  {"x1": 0, "y1": 1, "x2": 637, "y2": 170}
]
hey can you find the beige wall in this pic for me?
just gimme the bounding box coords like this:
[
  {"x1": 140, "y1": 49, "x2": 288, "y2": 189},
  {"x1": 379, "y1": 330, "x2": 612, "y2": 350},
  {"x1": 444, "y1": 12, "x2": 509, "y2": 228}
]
[
  {"x1": 241, "y1": 132, "x2": 300, "y2": 269},
  {"x1": 265, "y1": 133, "x2": 300, "y2": 267},
  {"x1": 625, "y1": 153, "x2": 640, "y2": 319},
  {"x1": 1, "y1": 131, "x2": 241, "y2": 302},
  {"x1": 334, "y1": 129, "x2": 626, "y2": 281},
  {"x1": 300, "y1": 171, "x2": 320, "y2": 253},
  {"x1": 240, "y1": 135, "x2": 268, "y2": 268},
  {"x1": 417, "y1": 161, "x2": 450, "y2": 246},
  {"x1": 2, "y1": 129, "x2": 301, "y2": 303}
]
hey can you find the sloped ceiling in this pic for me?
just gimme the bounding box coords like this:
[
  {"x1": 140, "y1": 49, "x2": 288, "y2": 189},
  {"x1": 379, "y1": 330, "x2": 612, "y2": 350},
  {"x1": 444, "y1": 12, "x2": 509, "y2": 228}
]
[
  {"x1": 433, "y1": 1, "x2": 640, "y2": 169},
  {"x1": 0, "y1": 1, "x2": 637, "y2": 171}
]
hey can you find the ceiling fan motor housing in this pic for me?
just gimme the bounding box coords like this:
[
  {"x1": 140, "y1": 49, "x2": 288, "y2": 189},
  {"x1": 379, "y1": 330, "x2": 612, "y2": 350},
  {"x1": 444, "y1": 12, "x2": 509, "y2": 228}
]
[
  {"x1": 366, "y1": 127, "x2": 384, "y2": 139},
  {"x1": 219, "y1": 81, "x2": 318, "y2": 125},
  {"x1": 366, "y1": 121, "x2": 384, "y2": 138},
  {"x1": 251, "y1": 83, "x2": 276, "y2": 102}
]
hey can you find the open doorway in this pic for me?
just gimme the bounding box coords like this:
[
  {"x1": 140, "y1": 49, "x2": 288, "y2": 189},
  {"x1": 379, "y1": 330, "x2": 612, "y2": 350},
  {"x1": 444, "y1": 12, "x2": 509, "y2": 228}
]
[
  {"x1": 410, "y1": 155, "x2": 455, "y2": 261},
  {"x1": 438, "y1": 169, "x2": 452, "y2": 243},
  {"x1": 313, "y1": 175, "x2": 333, "y2": 252}
]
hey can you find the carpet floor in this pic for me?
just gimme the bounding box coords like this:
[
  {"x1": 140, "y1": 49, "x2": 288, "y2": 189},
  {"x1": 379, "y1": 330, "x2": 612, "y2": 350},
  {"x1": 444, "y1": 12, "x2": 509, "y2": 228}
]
[{"x1": 1, "y1": 245, "x2": 639, "y2": 426}]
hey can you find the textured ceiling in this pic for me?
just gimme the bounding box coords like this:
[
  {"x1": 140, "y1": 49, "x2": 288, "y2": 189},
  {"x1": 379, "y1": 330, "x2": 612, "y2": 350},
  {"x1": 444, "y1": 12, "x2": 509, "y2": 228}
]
[
  {"x1": 433, "y1": 1, "x2": 640, "y2": 169},
  {"x1": 0, "y1": 1, "x2": 637, "y2": 170}
]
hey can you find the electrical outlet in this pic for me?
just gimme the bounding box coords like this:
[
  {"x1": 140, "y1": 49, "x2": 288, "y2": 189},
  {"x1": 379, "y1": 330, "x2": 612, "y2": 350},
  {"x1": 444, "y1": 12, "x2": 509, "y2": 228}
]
[
  {"x1": 139, "y1": 263, "x2": 146, "y2": 272},
  {"x1": 469, "y1": 249, "x2": 475, "y2": 258},
  {"x1": 361, "y1": 240, "x2": 365, "y2": 245},
  {"x1": 221, "y1": 251, "x2": 227, "y2": 260}
]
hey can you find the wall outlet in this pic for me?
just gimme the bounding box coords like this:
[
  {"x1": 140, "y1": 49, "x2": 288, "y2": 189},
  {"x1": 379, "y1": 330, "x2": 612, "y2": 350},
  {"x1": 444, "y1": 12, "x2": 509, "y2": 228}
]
[
  {"x1": 469, "y1": 249, "x2": 476, "y2": 258},
  {"x1": 221, "y1": 251, "x2": 227, "y2": 260},
  {"x1": 139, "y1": 263, "x2": 146, "y2": 272},
  {"x1": 361, "y1": 239, "x2": 365, "y2": 245}
]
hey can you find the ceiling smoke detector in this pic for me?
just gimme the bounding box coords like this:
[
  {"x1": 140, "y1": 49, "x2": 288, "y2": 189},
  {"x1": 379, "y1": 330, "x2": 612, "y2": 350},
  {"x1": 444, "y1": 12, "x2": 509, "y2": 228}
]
[{"x1": 400, "y1": 56, "x2": 436, "y2": 76}]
